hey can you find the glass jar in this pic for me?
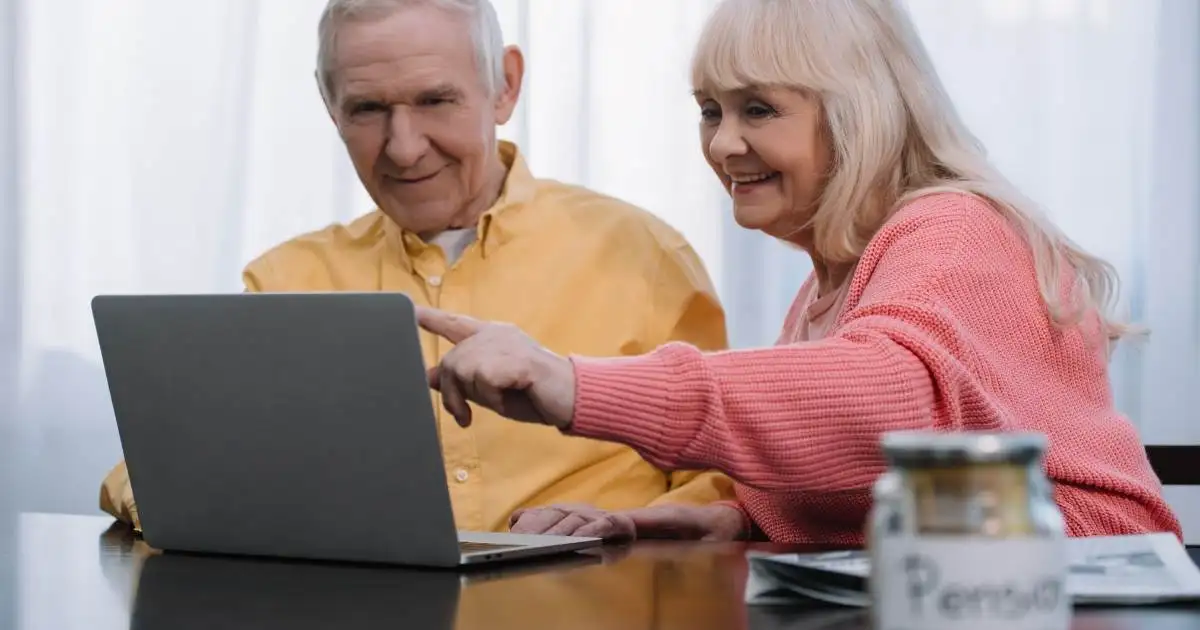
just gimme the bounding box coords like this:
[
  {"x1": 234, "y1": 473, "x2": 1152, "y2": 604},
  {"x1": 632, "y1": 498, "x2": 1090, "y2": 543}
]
[{"x1": 868, "y1": 431, "x2": 1069, "y2": 630}]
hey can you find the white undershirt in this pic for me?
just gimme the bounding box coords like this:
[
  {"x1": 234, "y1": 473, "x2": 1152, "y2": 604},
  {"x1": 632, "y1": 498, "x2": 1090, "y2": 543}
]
[{"x1": 428, "y1": 228, "x2": 477, "y2": 265}]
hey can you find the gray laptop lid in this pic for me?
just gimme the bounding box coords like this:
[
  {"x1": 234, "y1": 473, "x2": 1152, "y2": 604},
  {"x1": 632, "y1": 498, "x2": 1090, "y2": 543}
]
[{"x1": 92, "y1": 292, "x2": 463, "y2": 567}]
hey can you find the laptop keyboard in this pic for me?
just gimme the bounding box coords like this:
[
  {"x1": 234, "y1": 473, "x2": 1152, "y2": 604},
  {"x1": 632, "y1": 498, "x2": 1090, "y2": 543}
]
[{"x1": 459, "y1": 541, "x2": 522, "y2": 553}]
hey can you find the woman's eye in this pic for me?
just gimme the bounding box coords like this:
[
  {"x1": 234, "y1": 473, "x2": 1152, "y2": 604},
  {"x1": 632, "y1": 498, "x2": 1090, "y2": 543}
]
[
  {"x1": 699, "y1": 105, "x2": 721, "y2": 123},
  {"x1": 745, "y1": 102, "x2": 777, "y2": 119}
]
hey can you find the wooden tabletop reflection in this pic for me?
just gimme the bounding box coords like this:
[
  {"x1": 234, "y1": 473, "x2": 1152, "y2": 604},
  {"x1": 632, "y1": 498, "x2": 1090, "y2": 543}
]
[{"x1": 6, "y1": 513, "x2": 1200, "y2": 629}]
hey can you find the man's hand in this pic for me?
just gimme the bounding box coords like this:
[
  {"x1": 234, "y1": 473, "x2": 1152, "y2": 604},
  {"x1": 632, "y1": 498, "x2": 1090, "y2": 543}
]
[
  {"x1": 416, "y1": 306, "x2": 576, "y2": 429},
  {"x1": 508, "y1": 503, "x2": 746, "y2": 542},
  {"x1": 99, "y1": 460, "x2": 142, "y2": 532}
]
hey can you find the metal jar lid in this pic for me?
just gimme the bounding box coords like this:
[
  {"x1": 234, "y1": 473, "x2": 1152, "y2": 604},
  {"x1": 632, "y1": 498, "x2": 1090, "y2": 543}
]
[{"x1": 881, "y1": 431, "x2": 1048, "y2": 468}]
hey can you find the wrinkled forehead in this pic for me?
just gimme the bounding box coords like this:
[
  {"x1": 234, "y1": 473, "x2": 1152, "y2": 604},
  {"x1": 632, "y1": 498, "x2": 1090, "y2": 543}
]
[{"x1": 330, "y1": 5, "x2": 480, "y2": 98}]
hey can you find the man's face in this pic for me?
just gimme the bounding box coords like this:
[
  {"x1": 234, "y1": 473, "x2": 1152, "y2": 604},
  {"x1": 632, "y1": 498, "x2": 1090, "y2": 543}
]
[{"x1": 325, "y1": 5, "x2": 516, "y2": 235}]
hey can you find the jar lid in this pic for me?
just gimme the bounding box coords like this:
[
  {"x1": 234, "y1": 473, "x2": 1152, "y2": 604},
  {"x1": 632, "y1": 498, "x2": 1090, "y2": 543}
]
[{"x1": 881, "y1": 431, "x2": 1048, "y2": 467}]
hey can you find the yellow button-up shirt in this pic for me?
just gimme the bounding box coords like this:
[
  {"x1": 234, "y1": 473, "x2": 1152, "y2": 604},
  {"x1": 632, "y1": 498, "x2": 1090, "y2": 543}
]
[{"x1": 101, "y1": 142, "x2": 734, "y2": 532}]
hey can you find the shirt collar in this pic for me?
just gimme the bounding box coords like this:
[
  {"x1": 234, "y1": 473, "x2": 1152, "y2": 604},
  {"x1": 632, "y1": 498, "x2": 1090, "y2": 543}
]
[
  {"x1": 477, "y1": 140, "x2": 536, "y2": 253},
  {"x1": 386, "y1": 140, "x2": 536, "y2": 263}
]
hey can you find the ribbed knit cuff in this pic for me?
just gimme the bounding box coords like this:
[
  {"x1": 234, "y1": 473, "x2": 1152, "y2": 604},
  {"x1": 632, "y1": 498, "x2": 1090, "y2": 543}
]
[{"x1": 566, "y1": 352, "x2": 678, "y2": 461}]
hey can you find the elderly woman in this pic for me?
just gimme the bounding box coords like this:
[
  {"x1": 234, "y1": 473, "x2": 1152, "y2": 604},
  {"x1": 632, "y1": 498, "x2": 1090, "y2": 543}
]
[{"x1": 417, "y1": 0, "x2": 1181, "y2": 544}]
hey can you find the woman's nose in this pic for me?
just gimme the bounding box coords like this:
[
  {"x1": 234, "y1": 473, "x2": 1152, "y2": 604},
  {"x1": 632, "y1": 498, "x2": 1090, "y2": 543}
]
[{"x1": 706, "y1": 118, "x2": 749, "y2": 165}]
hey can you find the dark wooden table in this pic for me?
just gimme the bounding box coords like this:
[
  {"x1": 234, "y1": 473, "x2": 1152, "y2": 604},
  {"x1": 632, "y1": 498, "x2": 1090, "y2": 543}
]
[{"x1": 3, "y1": 512, "x2": 1200, "y2": 629}]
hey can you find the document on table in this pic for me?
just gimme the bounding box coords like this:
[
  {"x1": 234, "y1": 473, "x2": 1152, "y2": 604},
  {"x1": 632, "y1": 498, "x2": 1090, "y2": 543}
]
[{"x1": 745, "y1": 533, "x2": 1200, "y2": 607}]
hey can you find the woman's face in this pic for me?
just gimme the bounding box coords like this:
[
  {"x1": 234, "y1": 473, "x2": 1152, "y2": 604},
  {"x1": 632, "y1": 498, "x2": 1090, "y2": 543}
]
[{"x1": 696, "y1": 86, "x2": 831, "y2": 241}]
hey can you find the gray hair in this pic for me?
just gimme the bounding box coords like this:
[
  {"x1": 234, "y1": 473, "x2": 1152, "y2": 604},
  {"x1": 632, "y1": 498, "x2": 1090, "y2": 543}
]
[
  {"x1": 693, "y1": 0, "x2": 1129, "y2": 339},
  {"x1": 316, "y1": 0, "x2": 507, "y2": 103}
]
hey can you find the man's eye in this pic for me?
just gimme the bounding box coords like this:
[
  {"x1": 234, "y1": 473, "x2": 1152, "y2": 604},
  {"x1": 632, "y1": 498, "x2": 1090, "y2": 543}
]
[
  {"x1": 419, "y1": 97, "x2": 453, "y2": 107},
  {"x1": 350, "y1": 102, "x2": 387, "y2": 115}
]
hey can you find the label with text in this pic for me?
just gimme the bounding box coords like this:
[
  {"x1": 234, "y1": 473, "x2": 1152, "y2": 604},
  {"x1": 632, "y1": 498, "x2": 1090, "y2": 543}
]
[{"x1": 871, "y1": 536, "x2": 1070, "y2": 630}]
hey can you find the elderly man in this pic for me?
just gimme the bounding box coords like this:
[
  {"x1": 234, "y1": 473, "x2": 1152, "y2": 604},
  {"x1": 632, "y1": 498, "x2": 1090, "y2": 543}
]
[{"x1": 99, "y1": 0, "x2": 744, "y2": 540}]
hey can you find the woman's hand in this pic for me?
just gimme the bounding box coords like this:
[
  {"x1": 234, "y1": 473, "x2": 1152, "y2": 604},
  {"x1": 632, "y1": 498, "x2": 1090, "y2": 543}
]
[
  {"x1": 508, "y1": 503, "x2": 747, "y2": 542},
  {"x1": 416, "y1": 306, "x2": 576, "y2": 428}
]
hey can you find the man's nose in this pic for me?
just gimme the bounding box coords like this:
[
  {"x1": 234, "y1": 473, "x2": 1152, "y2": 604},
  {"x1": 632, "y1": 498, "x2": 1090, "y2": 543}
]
[
  {"x1": 384, "y1": 108, "x2": 430, "y2": 169},
  {"x1": 707, "y1": 118, "x2": 749, "y2": 166}
]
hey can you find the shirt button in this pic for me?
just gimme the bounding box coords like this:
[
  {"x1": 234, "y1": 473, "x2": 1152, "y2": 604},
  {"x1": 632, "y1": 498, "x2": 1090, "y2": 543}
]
[
  {"x1": 428, "y1": 275, "x2": 443, "y2": 287},
  {"x1": 454, "y1": 468, "x2": 469, "y2": 483}
]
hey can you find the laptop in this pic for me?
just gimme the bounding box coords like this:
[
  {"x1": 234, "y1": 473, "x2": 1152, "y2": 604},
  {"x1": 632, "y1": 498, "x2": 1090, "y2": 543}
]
[{"x1": 91, "y1": 292, "x2": 602, "y2": 568}]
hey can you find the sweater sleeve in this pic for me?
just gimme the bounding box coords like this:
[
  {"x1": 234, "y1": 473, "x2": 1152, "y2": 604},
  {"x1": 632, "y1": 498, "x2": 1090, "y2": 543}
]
[
  {"x1": 637, "y1": 243, "x2": 738, "y2": 507},
  {"x1": 566, "y1": 195, "x2": 1018, "y2": 493},
  {"x1": 568, "y1": 321, "x2": 940, "y2": 493}
]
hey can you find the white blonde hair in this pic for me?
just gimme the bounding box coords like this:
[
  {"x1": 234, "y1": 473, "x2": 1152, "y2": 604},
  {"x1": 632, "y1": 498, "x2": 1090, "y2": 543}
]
[
  {"x1": 692, "y1": 0, "x2": 1131, "y2": 339},
  {"x1": 316, "y1": 0, "x2": 506, "y2": 103}
]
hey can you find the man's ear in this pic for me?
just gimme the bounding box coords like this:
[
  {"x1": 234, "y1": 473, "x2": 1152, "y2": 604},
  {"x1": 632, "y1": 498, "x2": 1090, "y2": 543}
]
[{"x1": 493, "y1": 45, "x2": 524, "y2": 126}]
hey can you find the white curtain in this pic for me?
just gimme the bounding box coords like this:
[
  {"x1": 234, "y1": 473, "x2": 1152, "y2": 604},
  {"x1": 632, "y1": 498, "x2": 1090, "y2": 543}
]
[
  {"x1": 1, "y1": 0, "x2": 20, "y2": 625},
  {"x1": 3, "y1": 0, "x2": 1197, "y2": 519}
]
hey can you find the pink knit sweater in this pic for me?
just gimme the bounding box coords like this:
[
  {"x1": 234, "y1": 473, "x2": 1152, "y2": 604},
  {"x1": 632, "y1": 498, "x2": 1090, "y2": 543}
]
[{"x1": 567, "y1": 193, "x2": 1181, "y2": 544}]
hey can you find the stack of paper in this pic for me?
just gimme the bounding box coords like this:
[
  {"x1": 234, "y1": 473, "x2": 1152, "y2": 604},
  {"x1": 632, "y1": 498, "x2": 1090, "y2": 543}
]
[{"x1": 746, "y1": 533, "x2": 1200, "y2": 607}]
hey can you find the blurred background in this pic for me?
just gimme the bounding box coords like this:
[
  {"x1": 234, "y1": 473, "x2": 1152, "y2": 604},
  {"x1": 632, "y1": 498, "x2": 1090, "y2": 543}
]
[{"x1": 0, "y1": 0, "x2": 1196, "y2": 531}]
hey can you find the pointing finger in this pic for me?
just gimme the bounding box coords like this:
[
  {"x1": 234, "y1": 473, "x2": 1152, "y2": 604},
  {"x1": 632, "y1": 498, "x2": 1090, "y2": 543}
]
[{"x1": 415, "y1": 306, "x2": 484, "y2": 344}]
